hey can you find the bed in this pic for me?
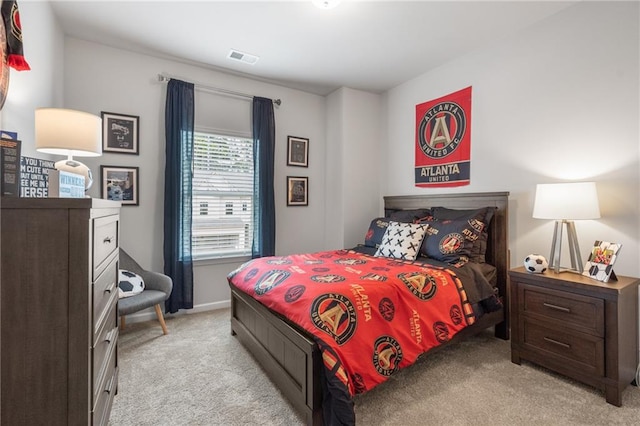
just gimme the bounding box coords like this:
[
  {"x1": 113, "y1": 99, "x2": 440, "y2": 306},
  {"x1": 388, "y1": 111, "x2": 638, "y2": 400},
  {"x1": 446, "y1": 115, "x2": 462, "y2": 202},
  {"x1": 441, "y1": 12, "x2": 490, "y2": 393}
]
[{"x1": 229, "y1": 192, "x2": 509, "y2": 425}]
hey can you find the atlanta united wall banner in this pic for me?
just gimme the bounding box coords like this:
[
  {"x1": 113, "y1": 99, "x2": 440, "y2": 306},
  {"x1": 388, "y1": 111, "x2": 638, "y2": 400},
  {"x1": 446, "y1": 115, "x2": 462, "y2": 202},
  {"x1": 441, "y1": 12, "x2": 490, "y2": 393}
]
[{"x1": 415, "y1": 86, "x2": 471, "y2": 187}]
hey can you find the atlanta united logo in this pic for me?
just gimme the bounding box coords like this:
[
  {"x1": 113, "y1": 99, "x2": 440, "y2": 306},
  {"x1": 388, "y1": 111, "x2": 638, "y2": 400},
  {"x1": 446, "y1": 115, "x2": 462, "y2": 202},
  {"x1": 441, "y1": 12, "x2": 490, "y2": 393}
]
[
  {"x1": 450, "y1": 305, "x2": 463, "y2": 325},
  {"x1": 311, "y1": 274, "x2": 346, "y2": 284},
  {"x1": 244, "y1": 268, "x2": 259, "y2": 282},
  {"x1": 372, "y1": 335, "x2": 403, "y2": 376},
  {"x1": 311, "y1": 293, "x2": 357, "y2": 345},
  {"x1": 334, "y1": 258, "x2": 366, "y2": 266},
  {"x1": 417, "y1": 101, "x2": 466, "y2": 159},
  {"x1": 433, "y1": 321, "x2": 450, "y2": 343},
  {"x1": 398, "y1": 272, "x2": 437, "y2": 301},
  {"x1": 439, "y1": 233, "x2": 464, "y2": 254},
  {"x1": 267, "y1": 257, "x2": 292, "y2": 265},
  {"x1": 284, "y1": 285, "x2": 306, "y2": 303},
  {"x1": 378, "y1": 297, "x2": 395, "y2": 321},
  {"x1": 254, "y1": 270, "x2": 290, "y2": 295}
]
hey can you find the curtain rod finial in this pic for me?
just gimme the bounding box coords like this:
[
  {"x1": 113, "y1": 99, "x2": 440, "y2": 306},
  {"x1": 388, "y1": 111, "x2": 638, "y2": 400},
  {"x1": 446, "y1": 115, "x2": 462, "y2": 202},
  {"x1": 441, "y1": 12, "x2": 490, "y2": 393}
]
[{"x1": 274, "y1": 99, "x2": 282, "y2": 106}]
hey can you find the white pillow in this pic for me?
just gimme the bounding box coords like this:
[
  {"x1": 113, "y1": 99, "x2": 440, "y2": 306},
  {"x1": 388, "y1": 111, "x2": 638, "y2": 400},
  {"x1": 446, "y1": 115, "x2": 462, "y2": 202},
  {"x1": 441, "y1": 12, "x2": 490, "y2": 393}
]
[
  {"x1": 374, "y1": 221, "x2": 429, "y2": 261},
  {"x1": 118, "y1": 269, "x2": 145, "y2": 298}
]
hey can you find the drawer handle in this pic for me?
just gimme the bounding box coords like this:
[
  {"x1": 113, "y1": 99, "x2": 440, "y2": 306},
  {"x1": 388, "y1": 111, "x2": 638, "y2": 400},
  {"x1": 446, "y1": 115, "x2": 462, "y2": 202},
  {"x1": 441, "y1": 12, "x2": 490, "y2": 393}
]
[
  {"x1": 104, "y1": 375, "x2": 115, "y2": 395},
  {"x1": 105, "y1": 328, "x2": 118, "y2": 344},
  {"x1": 544, "y1": 336, "x2": 571, "y2": 349},
  {"x1": 543, "y1": 302, "x2": 571, "y2": 313},
  {"x1": 103, "y1": 236, "x2": 113, "y2": 244}
]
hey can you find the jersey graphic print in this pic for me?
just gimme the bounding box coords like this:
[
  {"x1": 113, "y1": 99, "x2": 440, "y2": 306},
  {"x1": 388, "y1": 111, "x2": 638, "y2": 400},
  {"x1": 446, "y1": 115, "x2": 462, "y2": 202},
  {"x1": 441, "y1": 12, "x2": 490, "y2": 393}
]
[{"x1": 415, "y1": 86, "x2": 471, "y2": 187}]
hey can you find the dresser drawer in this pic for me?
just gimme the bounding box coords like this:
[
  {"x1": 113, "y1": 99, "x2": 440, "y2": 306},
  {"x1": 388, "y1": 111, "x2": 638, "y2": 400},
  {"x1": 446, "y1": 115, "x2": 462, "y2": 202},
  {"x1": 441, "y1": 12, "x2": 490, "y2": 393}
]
[
  {"x1": 520, "y1": 283, "x2": 604, "y2": 336},
  {"x1": 93, "y1": 259, "x2": 118, "y2": 334},
  {"x1": 523, "y1": 318, "x2": 604, "y2": 376},
  {"x1": 93, "y1": 300, "x2": 118, "y2": 389},
  {"x1": 93, "y1": 328, "x2": 118, "y2": 407},
  {"x1": 92, "y1": 365, "x2": 118, "y2": 426},
  {"x1": 93, "y1": 215, "x2": 119, "y2": 278}
]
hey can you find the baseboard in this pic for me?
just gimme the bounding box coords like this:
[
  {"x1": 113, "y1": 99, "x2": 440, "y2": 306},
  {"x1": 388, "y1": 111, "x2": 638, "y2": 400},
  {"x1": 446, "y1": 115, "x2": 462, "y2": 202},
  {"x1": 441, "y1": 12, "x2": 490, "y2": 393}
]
[{"x1": 121, "y1": 299, "x2": 231, "y2": 325}]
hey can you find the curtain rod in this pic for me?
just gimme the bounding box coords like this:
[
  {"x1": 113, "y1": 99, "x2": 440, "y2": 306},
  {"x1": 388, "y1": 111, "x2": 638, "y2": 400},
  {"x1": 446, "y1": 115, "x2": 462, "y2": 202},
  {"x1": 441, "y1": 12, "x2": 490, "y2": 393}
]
[{"x1": 157, "y1": 74, "x2": 281, "y2": 106}]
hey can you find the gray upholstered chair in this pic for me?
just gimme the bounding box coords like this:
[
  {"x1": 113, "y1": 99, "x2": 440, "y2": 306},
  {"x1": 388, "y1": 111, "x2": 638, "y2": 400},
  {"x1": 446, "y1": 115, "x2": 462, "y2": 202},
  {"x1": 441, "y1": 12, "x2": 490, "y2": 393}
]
[{"x1": 118, "y1": 249, "x2": 173, "y2": 335}]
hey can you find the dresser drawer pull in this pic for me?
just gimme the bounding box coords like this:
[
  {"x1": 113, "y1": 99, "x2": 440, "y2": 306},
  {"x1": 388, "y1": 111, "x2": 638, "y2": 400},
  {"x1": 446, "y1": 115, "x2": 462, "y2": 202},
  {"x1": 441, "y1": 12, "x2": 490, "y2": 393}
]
[
  {"x1": 103, "y1": 236, "x2": 113, "y2": 244},
  {"x1": 543, "y1": 302, "x2": 571, "y2": 313},
  {"x1": 543, "y1": 336, "x2": 571, "y2": 349},
  {"x1": 105, "y1": 328, "x2": 118, "y2": 344},
  {"x1": 104, "y1": 372, "x2": 116, "y2": 395}
]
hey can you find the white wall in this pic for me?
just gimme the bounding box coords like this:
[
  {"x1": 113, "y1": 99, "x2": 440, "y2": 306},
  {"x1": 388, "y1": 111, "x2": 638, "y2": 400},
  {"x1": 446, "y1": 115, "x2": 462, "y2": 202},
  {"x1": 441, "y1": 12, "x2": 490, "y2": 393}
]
[
  {"x1": 382, "y1": 1, "x2": 640, "y2": 277},
  {"x1": 0, "y1": 1, "x2": 64, "y2": 147},
  {"x1": 324, "y1": 87, "x2": 383, "y2": 250},
  {"x1": 63, "y1": 38, "x2": 328, "y2": 311}
]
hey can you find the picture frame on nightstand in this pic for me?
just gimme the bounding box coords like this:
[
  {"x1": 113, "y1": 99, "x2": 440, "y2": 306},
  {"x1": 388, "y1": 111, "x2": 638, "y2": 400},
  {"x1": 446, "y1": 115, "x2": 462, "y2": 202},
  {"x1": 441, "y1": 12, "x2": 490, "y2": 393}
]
[{"x1": 582, "y1": 240, "x2": 621, "y2": 283}]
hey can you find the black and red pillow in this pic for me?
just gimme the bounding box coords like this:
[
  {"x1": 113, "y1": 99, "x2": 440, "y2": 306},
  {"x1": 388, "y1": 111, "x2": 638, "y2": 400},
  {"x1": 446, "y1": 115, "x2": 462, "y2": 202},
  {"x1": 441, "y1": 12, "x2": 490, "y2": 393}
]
[
  {"x1": 364, "y1": 217, "x2": 391, "y2": 248},
  {"x1": 418, "y1": 218, "x2": 481, "y2": 264},
  {"x1": 430, "y1": 206, "x2": 495, "y2": 263}
]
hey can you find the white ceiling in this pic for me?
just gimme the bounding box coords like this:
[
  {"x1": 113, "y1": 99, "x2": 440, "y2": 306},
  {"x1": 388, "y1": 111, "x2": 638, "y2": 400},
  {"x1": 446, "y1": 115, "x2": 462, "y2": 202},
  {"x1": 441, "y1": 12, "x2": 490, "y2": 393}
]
[{"x1": 48, "y1": 0, "x2": 578, "y2": 96}]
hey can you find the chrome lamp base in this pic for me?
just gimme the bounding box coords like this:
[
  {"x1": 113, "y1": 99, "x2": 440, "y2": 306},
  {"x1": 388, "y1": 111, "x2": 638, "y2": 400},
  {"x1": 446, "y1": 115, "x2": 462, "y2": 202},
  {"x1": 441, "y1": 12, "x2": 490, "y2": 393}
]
[{"x1": 549, "y1": 219, "x2": 583, "y2": 274}]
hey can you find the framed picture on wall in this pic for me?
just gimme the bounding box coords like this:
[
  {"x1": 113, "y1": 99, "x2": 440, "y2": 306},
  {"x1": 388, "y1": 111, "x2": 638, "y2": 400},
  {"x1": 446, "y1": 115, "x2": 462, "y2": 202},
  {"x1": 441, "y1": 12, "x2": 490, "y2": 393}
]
[
  {"x1": 286, "y1": 176, "x2": 308, "y2": 206},
  {"x1": 100, "y1": 165, "x2": 139, "y2": 206},
  {"x1": 102, "y1": 111, "x2": 140, "y2": 154},
  {"x1": 287, "y1": 136, "x2": 308, "y2": 167}
]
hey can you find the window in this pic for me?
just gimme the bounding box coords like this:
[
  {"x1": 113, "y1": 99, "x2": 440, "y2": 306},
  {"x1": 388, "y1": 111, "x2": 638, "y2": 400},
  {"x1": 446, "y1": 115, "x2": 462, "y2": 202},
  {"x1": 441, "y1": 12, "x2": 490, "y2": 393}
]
[{"x1": 192, "y1": 131, "x2": 253, "y2": 259}]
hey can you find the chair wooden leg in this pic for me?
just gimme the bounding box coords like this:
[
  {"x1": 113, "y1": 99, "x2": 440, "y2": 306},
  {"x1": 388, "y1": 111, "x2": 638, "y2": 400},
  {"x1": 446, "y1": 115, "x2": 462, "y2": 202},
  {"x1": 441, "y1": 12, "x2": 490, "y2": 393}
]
[
  {"x1": 154, "y1": 304, "x2": 168, "y2": 335},
  {"x1": 120, "y1": 316, "x2": 126, "y2": 331}
]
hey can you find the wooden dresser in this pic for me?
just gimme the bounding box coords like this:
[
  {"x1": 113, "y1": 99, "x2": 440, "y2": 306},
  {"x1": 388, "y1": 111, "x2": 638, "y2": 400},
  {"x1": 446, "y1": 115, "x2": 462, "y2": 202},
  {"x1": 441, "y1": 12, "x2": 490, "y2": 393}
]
[
  {"x1": 509, "y1": 266, "x2": 639, "y2": 406},
  {"x1": 1, "y1": 198, "x2": 121, "y2": 425}
]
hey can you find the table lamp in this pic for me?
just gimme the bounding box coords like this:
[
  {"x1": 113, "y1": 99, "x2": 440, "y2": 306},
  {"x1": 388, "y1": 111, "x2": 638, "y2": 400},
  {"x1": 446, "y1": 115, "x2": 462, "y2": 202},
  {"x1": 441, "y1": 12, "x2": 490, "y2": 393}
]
[
  {"x1": 533, "y1": 182, "x2": 600, "y2": 274},
  {"x1": 35, "y1": 108, "x2": 102, "y2": 190}
]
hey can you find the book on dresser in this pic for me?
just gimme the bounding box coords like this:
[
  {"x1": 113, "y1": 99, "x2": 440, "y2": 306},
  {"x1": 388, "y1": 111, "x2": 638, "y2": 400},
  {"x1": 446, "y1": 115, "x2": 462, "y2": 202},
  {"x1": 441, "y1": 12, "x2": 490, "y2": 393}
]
[{"x1": 1, "y1": 197, "x2": 121, "y2": 425}]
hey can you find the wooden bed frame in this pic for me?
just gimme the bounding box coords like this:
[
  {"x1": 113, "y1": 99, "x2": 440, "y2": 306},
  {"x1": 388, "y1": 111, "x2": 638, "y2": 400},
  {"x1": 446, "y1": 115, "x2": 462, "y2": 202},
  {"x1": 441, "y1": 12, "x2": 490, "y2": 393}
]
[{"x1": 230, "y1": 192, "x2": 510, "y2": 425}]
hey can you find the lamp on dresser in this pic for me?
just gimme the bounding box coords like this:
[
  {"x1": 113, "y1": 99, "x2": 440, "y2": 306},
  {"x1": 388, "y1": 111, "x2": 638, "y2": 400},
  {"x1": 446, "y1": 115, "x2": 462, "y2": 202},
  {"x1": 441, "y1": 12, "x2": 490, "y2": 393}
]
[
  {"x1": 532, "y1": 181, "x2": 601, "y2": 274},
  {"x1": 35, "y1": 107, "x2": 102, "y2": 190}
]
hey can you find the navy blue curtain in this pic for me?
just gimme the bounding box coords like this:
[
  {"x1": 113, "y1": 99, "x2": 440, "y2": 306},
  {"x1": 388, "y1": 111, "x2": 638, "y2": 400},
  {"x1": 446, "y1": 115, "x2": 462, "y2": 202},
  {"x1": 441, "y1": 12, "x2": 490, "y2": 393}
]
[
  {"x1": 251, "y1": 97, "x2": 276, "y2": 258},
  {"x1": 163, "y1": 79, "x2": 194, "y2": 313}
]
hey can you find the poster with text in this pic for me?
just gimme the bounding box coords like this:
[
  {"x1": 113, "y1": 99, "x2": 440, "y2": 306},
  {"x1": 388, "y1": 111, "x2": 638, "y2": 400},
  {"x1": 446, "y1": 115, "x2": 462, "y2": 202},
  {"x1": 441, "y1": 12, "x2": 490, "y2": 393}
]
[{"x1": 415, "y1": 86, "x2": 471, "y2": 187}]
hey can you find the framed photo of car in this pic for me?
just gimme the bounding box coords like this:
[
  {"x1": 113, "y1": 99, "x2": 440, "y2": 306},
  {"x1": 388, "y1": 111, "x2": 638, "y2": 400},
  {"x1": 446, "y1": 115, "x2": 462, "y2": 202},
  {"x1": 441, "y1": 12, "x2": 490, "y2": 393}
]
[
  {"x1": 100, "y1": 165, "x2": 139, "y2": 206},
  {"x1": 102, "y1": 111, "x2": 139, "y2": 154}
]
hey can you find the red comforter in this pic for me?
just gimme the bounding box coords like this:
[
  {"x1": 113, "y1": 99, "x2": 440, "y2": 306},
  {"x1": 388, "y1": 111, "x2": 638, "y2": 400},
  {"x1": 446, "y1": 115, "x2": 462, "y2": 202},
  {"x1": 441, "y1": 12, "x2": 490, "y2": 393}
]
[{"x1": 228, "y1": 249, "x2": 475, "y2": 398}]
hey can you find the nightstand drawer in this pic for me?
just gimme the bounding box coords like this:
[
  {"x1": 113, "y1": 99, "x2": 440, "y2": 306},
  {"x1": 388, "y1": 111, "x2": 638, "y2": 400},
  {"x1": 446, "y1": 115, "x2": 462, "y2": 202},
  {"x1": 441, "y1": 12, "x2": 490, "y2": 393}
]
[
  {"x1": 523, "y1": 319, "x2": 604, "y2": 376},
  {"x1": 521, "y1": 283, "x2": 604, "y2": 336}
]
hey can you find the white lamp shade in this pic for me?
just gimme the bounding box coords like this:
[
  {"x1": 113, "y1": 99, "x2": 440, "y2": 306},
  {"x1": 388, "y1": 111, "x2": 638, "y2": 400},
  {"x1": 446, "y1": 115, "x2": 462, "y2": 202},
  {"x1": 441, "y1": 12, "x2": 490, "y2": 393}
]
[
  {"x1": 35, "y1": 108, "x2": 102, "y2": 157},
  {"x1": 533, "y1": 182, "x2": 601, "y2": 220},
  {"x1": 312, "y1": 0, "x2": 341, "y2": 9}
]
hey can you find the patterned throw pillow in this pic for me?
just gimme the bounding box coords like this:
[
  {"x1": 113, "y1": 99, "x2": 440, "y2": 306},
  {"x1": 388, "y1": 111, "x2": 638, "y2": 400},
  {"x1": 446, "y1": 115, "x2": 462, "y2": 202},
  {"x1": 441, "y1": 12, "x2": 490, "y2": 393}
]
[
  {"x1": 430, "y1": 207, "x2": 495, "y2": 263},
  {"x1": 419, "y1": 219, "x2": 482, "y2": 264},
  {"x1": 364, "y1": 217, "x2": 392, "y2": 248},
  {"x1": 118, "y1": 269, "x2": 145, "y2": 298},
  {"x1": 374, "y1": 221, "x2": 429, "y2": 261}
]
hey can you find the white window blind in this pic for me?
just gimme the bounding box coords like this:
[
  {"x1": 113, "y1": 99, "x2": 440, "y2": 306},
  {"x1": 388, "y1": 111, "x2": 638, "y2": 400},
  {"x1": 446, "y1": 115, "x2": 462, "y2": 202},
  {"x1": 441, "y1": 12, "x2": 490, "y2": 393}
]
[{"x1": 192, "y1": 132, "x2": 253, "y2": 259}]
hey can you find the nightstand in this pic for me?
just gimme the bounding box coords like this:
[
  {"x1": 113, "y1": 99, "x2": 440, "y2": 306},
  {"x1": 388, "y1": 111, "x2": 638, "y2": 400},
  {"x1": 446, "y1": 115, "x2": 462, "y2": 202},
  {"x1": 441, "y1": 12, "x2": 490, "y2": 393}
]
[{"x1": 509, "y1": 266, "x2": 639, "y2": 406}]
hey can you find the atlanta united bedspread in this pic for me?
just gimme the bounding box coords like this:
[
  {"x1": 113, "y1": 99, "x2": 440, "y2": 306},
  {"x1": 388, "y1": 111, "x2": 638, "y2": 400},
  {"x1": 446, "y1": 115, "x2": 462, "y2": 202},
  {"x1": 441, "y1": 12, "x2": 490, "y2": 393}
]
[{"x1": 228, "y1": 249, "x2": 485, "y2": 425}]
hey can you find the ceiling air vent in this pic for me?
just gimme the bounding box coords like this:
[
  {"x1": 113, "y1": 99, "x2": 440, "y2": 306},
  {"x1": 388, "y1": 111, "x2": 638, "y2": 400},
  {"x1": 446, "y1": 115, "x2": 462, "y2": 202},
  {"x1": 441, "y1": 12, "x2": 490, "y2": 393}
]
[{"x1": 227, "y1": 49, "x2": 259, "y2": 65}]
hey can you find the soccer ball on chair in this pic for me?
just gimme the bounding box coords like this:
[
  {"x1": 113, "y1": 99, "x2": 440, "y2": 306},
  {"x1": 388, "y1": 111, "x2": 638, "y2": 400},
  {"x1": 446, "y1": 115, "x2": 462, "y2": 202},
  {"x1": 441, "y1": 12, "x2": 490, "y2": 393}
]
[{"x1": 524, "y1": 254, "x2": 548, "y2": 274}]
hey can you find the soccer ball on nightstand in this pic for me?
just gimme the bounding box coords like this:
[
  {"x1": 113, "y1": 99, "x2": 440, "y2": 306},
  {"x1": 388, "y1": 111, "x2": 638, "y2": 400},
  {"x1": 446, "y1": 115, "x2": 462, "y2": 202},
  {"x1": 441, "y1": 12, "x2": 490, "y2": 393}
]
[{"x1": 524, "y1": 254, "x2": 548, "y2": 274}]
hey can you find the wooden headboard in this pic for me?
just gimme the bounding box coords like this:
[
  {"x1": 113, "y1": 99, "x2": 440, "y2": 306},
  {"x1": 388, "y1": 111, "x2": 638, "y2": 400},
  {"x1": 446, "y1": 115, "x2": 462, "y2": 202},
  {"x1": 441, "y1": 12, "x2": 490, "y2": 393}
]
[{"x1": 384, "y1": 192, "x2": 510, "y2": 336}]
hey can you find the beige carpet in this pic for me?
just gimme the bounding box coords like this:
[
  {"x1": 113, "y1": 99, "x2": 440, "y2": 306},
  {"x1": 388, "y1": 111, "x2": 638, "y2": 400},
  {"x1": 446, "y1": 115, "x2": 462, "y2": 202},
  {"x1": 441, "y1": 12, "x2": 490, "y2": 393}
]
[{"x1": 110, "y1": 309, "x2": 640, "y2": 425}]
